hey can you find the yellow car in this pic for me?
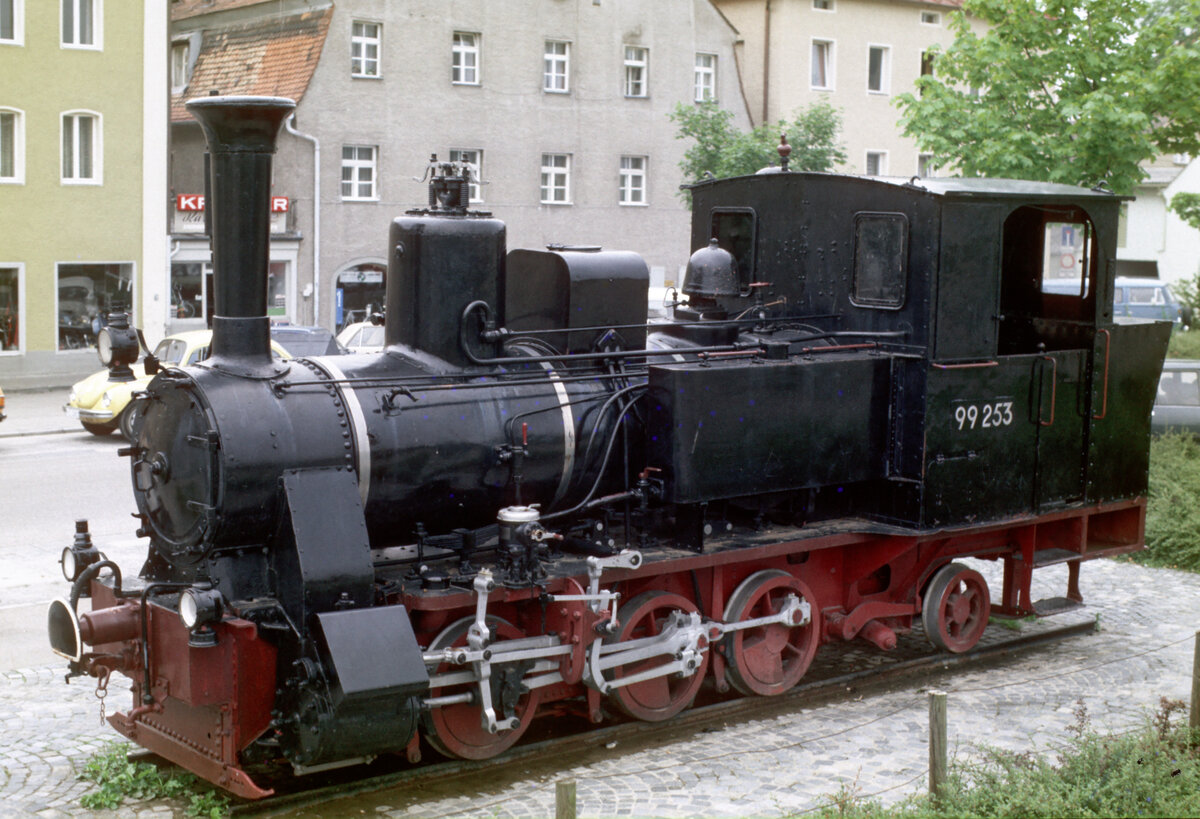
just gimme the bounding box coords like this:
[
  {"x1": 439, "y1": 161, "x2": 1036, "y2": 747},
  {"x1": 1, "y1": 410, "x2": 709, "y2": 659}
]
[{"x1": 64, "y1": 330, "x2": 291, "y2": 441}]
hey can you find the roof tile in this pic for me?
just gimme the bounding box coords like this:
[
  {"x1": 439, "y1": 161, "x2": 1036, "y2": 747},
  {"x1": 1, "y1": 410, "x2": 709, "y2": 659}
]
[{"x1": 171, "y1": 7, "x2": 331, "y2": 123}]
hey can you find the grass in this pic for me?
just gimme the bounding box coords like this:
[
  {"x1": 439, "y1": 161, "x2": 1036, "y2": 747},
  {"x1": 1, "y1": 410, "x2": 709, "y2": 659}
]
[
  {"x1": 77, "y1": 742, "x2": 230, "y2": 818},
  {"x1": 1167, "y1": 327, "x2": 1200, "y2": 359},
  {"x1": 809, "y1": 700, "x2": 1200, "y2": 818}
]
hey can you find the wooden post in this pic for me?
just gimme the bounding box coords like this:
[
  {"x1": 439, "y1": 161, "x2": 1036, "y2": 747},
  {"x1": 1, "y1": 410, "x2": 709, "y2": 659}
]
[
  {"x1": 556, "y1": 780, "x2": 577, "y2": 819},
  {"x1": 929, "y1": 690, "x2": 947, "y2": 804},
  {"x1": 1191, "y1": 632, "x2": 1200, "y2": 735}
]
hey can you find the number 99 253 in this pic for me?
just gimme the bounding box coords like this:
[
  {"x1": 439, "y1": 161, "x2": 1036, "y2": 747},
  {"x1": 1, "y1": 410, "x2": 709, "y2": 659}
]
[{"x1": 954, "y1": 402, "x2": 1013, "y2": 431}]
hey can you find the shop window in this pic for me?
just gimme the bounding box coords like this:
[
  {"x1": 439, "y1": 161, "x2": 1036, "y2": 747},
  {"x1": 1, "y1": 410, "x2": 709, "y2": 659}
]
[
  {"x1": 0, "y1": 265, "x2": 20, "y2": 352},
  {"x1": 56, "y1": 263, "x2": 133, "y2": 351},
  {"x1": 267, "y1": 261, "x2": 289, "y2": 318},
  {"x1": 170, "y1": 262, "x2": 208, "y2": 320}
]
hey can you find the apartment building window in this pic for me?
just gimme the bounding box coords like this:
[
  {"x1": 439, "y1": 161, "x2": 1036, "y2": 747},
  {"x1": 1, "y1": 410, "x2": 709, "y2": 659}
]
[
  {"x1": 449, "y1": 148, "x2": 483, "y2": 202},
  {"x1": 624, "y1": 46, "x2": 648, "y2": 97},
  {"x1": 62, "y1": 0, "x2": 99, "y2": 48},
  {"x1": 1, "y1": 0, "x2": 23, "y2": 45},
  {"x1": 0, "y1": 265, "x2": 21, "y2": 352},
  {"x1": 453, "y1": 32, "x2": 480, "y2": 85},
  {"x1": 811, "y1": 40, "x2": 834, "y2": 90},
  {"x1": 921, "y1": 11, "x2": 941, "y2": 25},
  {"x1": 541, "y1": 153, "x2": 571, "y2": 204},
  {"x1": 62, "y1": 111, "x2": 100, "y2": 184},
  {"x1": 865, "y1": 151, "x2": 887, "y2": 176},
  {"x1": 0, "y1": 108, "x2": 23, "y2": 183},
  {"x1": 170, "y1": 41, "x2": 190, "y2": 92},
  {"x1": 917, "y1": 153, "x2": 934, "y2": 178},
  {"x1": 813, "y1": 0, "x2": 834, "y2": 10},
  {"x1": 619, "y1": 156, "x2": 647, "y2": 205},
  {"x1": 351, "y1": 21, "x2": 381, "y2": 78},
  {"x1": 867, "y1": 45, "x2": 890, "y2": 94},
  {"x1": 544, "y1": 40, "x2": 569, "y2": 93},
  {"x1": 341, "y1": 145, "x2": 378, "y2": 200},
  {"x1": 694, "y1": 53, "x2": 717, "y2": 102}
]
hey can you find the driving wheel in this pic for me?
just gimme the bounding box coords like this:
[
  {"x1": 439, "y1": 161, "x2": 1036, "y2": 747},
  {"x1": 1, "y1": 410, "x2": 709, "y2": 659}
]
[
  {"x1": 424, "y1": 615, "x2": 541, "y2": 760},
  {"x1": 607, "y1": 591, "x2": 708, "y2": 722},
  {"x1": 722, "y1": 570, "x2": 820, "y2": 696}
]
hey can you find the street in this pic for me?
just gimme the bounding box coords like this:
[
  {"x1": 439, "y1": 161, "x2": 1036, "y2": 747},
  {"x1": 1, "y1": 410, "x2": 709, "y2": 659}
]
[{"x1": 0, "y1": 390, "x2": 143, "y2": 671}]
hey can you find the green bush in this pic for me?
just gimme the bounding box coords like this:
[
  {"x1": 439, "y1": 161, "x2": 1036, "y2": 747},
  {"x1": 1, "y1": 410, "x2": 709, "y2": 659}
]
[
  {"x1": 1142, "y1": 433, "x2": 1200, "y2": 572},
  {"x1": 811, "y1": 700, "x2": 1200, "y2": 818},
  {"x1": 77, "y1": 742, "x2": 230, "y2": 817}
]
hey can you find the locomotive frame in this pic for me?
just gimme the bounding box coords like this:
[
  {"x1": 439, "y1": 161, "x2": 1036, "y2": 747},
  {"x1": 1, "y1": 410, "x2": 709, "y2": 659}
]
[{"x1": 48, "y1": 96, "x2": 1168, "y2": 799}]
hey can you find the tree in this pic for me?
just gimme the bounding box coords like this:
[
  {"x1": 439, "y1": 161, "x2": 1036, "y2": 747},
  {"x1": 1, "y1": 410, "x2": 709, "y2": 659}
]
[
  {"x1": 1171, "y1": 193, "x2": 1200, "y2": 232},
  {"x1": 669, "y1": 101, "x2": 846, "y2": 197},
  {"x1": 895, "y1": 0, "x2": 1200, "y2": 195}
]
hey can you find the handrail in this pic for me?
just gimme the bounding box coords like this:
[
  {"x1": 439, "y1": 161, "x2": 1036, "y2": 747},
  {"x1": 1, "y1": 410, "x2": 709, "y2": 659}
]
[{"x1": 1092, "y1": 328, "x2": 1111, "y2": 420}]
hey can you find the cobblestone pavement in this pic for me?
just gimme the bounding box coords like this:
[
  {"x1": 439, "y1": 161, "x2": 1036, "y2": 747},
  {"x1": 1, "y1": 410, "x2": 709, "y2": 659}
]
[{"x1": 3, "y1": 558, "x2": 1197, "y2": 818}]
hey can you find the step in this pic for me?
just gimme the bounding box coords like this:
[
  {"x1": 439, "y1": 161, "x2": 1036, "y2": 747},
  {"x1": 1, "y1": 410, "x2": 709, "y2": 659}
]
[
  {"x1": 1032, "y1": 548, "x2": 1081, "y2": 567},
  {"x1": 1032, "y1": 596, "x2": 1085, "y2": 617}
]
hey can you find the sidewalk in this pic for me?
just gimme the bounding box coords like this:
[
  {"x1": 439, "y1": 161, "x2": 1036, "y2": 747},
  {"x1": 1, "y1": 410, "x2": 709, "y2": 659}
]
[{"x1": 1, "y1": 388, "x2": 88, "y2": 438}]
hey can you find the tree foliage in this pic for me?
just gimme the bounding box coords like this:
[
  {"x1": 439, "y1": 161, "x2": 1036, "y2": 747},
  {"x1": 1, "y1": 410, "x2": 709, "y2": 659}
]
[
  {"x1": 669, "y1": 101, "x2": 846, "y2": 193},
  {"x1": 1171, "y1": 192, "x2": 1200, "y2": 231},
  {"x1": 895, "y1": 0, "x2": 1200, "y2": 194}
]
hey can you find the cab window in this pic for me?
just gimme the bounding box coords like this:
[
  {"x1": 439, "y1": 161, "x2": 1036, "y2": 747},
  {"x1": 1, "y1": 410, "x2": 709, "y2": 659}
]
[
  {"x1": 710, "y1": 208, "x2": 756, "y2": 291},
  {"x1": 851, "y1": 212, "x2": 907, "y2": 308},
  {"x1": 998, "y1": 204, "x2": 1099, "y2": 353}
]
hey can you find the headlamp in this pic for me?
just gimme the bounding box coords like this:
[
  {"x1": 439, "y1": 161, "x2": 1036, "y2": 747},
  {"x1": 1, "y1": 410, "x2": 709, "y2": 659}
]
[
  {"x1": 96, "y1": 311, "x2": 140, "y2": 379},
  {"x1": 61, "y1": 520, "x2": 101, "y2": 583},
  {"x1": 179, "y1": 587, "x2": 224, "y2": 631}
]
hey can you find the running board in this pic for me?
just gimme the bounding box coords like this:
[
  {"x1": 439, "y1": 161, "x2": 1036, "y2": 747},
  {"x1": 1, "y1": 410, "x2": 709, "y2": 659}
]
[{"x1": 1032, "y1": 596, "x2": 1085, "y2": 617}]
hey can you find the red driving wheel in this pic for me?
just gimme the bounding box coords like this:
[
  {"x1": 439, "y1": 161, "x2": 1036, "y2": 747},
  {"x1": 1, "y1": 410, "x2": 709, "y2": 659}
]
[
  {"x1": 922, "y1": 562, "x2": 991, "y2": 653},
  {"x1": 607, "y1": 591, "x2": 708, "y2": 722},
  {"x1": 424, "y1": 616, "x2": 541, "y2": 760},
  {"x1": 722, "y1": 570, "x2": 820, "y2": 696}
]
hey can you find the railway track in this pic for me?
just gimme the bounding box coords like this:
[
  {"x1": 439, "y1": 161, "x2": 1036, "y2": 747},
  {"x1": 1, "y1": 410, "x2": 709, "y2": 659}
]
[{"x1": 227, "y1": 618, "x2": 1097, "y2": 817}]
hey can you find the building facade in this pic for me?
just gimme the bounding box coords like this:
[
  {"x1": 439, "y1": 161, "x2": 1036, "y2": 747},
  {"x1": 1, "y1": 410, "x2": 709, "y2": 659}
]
[
  {"x1": 168, "y1": 0, "x2": 750, "y2": 334},
  {"x1": 0, "y1": 0, "x2": 168, "y2": 388},
  {"x1": 713, "y1": 0, "x2": 963, "y2": 177},
  {"x1": 1119, "y1": 154, "x2": 1200, "y2": 288}
]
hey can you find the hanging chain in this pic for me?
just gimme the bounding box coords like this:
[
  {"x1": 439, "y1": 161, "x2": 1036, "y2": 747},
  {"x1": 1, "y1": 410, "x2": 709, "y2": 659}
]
[{"x1": 94, "y1": 667, "x2": 110, "y2": 726}]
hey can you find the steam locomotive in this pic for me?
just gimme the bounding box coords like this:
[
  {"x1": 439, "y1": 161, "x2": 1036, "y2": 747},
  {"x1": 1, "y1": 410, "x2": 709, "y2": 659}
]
[{"x1": 48, "y1": 96, "x2": 1168, "y2": 799}]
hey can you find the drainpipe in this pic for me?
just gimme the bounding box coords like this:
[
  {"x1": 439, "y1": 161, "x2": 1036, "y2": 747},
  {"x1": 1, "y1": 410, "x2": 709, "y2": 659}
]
[
  {"x1": 285, "y1": 114, "x2": 321, "y2": 328},
  {"x1": 762, "y1": 0, "x2": 771, "y2": 126}
]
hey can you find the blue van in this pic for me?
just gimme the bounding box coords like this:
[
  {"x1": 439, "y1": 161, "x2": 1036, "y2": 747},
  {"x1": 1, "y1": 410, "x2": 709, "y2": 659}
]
[
  {"x1": 1042, "y1": 275, "x2": 1185, "y2": 325},
  {"x1": 1113, "y1": 276, "x2": 1185, "y2": 324}
]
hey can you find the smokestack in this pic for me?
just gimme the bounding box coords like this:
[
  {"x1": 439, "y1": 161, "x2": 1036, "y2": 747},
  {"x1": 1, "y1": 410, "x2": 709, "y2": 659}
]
[{"x1": 185, "y1": 95, "x2": 295, "y2": 372}]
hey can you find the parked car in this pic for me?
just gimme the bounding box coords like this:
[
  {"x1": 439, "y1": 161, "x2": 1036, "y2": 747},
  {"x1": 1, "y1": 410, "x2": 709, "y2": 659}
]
[
  {"x1": 1113, "y1": 276, "x2": 1185, "y2": 325},
  {"x1": 336, "y1": 321, "x2": 385, "y2": 353},
  {"x1": 1042, "y1": 275, "x2": 1185, "y2": 325},
  {"x1": 64, "y1": 329, "x2": 291, "y2": 441},
  {"x1": 0, "y1": 384, "x2": 6, "y2": 422},
  {"x1": 268, "y1": 323, "x2": 344, "y2": 357},
  {"x1": 1152, "y1": 359, "x2": 1200, "y2": 435}
]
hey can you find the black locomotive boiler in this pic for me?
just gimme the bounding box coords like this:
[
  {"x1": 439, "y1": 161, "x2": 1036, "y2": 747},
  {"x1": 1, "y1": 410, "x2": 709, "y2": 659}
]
[{"x1": 49, "y1": 96, "x2": 1168, "y2": 798}]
